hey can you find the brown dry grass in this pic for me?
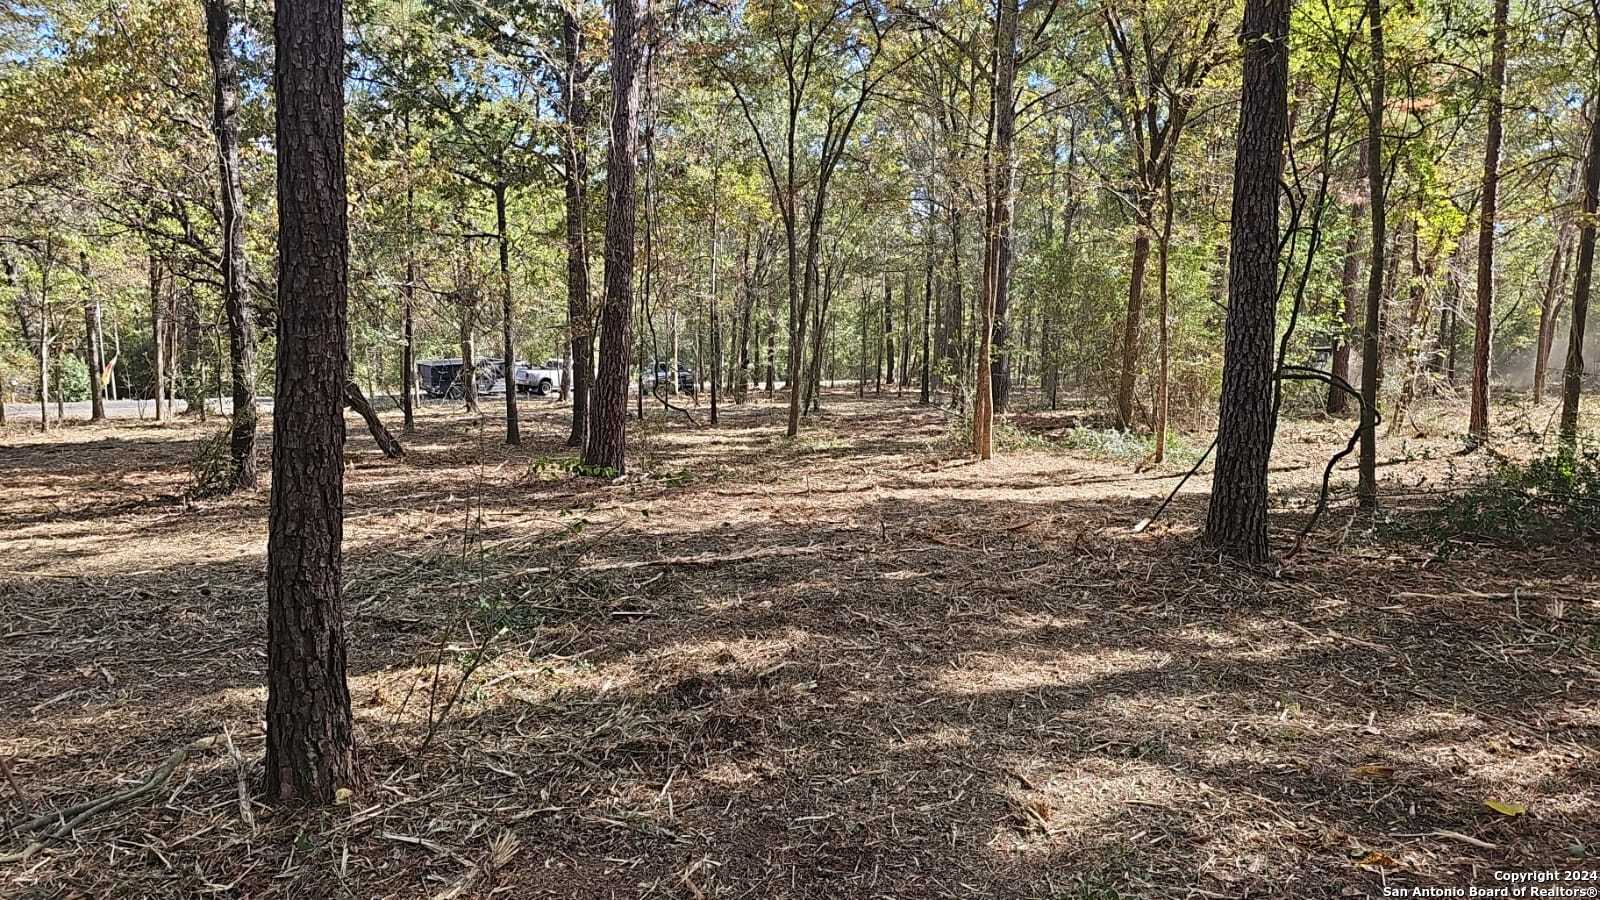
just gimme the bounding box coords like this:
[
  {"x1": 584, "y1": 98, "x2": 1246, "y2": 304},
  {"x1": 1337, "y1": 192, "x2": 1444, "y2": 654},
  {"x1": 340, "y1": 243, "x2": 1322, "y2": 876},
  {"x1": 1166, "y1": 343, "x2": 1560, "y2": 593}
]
[{"x1": 1, "y1": 388, "x2": 1597, "y2": 899}]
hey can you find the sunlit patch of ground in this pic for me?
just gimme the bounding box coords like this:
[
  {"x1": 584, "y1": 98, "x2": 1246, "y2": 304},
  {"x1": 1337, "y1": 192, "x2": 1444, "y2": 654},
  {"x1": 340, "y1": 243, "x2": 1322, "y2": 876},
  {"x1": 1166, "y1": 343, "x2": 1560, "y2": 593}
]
[{"x1": 1, "y1": 388, "x2": 1597, "y2": 897}]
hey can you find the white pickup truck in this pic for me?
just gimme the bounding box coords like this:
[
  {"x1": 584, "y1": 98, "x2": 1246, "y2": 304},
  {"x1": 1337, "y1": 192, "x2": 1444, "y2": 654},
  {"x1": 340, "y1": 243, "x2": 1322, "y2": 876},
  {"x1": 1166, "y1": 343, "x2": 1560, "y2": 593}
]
[{"x1": 513, "y1": 359, "x2": 565, "y2": 396}]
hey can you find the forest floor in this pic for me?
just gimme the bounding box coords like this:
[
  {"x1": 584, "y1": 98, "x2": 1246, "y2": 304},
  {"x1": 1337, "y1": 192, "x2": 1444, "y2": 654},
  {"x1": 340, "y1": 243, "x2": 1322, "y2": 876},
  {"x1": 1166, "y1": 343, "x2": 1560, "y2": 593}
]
[{"x1": 2, "y1": 387, "x2": 1597, "y2": 899}]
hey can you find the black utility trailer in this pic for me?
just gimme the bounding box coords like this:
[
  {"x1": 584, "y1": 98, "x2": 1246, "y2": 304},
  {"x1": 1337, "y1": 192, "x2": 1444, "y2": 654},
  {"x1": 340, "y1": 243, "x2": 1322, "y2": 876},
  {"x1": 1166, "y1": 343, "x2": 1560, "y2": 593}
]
[{"x1": 416, "y1": 358, "x2": 483, "y2": 397}]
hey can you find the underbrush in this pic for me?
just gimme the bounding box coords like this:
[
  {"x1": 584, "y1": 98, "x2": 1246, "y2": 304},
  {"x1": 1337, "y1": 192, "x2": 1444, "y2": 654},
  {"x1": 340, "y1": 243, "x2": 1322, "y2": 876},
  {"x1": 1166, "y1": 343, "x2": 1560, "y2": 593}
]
[
  {"x1": 186, "y1": 411, "x2": 256, "y2": 497},
  {"x1": 1424, "y1": 446, "x2": 1600, "y2": 544},
  {"x1": 1056, "y1": 425, "x2": 1203, "y2": 465},
  {"x1": 944, "y1": 404, "x2": 1050, "y2": 453}
]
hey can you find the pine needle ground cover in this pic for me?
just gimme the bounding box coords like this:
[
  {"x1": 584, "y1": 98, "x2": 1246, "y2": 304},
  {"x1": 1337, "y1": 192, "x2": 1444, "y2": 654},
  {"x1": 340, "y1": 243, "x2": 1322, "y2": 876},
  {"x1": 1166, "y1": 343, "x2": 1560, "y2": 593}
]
[{"x1": 2, "y1": 392, "x2": 1596, "y2": 898}]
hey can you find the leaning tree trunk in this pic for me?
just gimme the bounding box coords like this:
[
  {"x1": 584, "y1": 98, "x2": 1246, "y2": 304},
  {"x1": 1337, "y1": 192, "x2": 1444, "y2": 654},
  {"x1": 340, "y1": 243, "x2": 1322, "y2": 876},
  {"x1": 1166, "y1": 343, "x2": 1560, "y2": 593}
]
[
  {"x1": 1204, "y1": 0, "x2": 1289, "y2": 562},
  {"x1": 583, "y1": 0, "x2": 645, "y2": 474},
  {"x1": 563, "y1": 8, "x2": 592, "y2": 449},
  {"x1": 205, "y1": 0, "x2": 259, "y2": 487},
  {"x1": 265, "y1": 0, "x2": 356, "y2": 805},
  {"x1": 1560, "y1": 95, "x2": 1600, "y2": 443},
  {"x1": 345, "y1": 380, "x2": 403, "y2": 459},
  {"x1": 1468, "y1": 0, "x2": 1509, "y2": 444}
]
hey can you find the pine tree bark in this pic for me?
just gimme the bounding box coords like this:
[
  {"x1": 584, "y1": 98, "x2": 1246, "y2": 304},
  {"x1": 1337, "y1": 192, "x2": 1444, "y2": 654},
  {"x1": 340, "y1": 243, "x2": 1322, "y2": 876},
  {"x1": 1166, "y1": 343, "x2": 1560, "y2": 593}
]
[
  {"x1": 584, "y1": 0, "x2": 645, "y2": 474},
  {"x1": 1204, "y1": 0, "x2": 1289, "y2": 562},
  {"x1": 563, "y1": 9, "x2": 592, "y2": 449},
  {"x1": 265, "y1": 0, "x2": 356, "y2": 805},
  {"x1": 205, "y1": 0, "x2": 259, "y2": 486},
  {"x1": 1468, "y1": 0, "x2": 1509, "y2": 443},
  {"x1": 1560, "y1": 96, "x2": 1600, "y2": 442}
]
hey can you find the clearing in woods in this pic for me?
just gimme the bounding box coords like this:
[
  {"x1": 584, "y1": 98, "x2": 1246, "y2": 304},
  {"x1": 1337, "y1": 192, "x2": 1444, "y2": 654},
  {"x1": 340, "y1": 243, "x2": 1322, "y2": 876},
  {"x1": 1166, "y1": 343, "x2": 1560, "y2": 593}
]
[{"x1": 2, "y1": 391, "x2": 1597, "y2": 897}]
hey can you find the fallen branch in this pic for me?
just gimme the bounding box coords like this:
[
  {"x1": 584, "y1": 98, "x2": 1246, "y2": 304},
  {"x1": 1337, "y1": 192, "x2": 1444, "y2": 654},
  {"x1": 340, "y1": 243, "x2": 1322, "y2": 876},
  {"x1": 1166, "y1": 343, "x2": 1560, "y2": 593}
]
[{"x1": 3, "y1": 735, "x2": 220, "y2": 864}]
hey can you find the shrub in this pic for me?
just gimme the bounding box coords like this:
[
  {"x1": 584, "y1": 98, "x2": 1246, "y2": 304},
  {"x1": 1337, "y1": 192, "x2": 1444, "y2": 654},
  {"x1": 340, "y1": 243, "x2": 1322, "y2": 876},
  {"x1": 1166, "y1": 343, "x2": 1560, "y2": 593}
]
[{"x1": 1433, "y1": 446, "x2": 1600, "y2": 543}]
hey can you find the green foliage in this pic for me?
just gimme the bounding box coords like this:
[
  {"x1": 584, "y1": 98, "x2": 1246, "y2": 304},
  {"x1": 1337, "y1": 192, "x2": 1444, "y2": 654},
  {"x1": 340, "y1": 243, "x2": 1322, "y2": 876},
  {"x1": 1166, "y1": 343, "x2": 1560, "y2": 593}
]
[
  {"x1": 945, "y1": 404, "x2": 1048, "y2": 453},
  {"x1": 527, "y1": 454, "x2": 620, "y2": 481},
  {"x1": 53, "y1": 354, "x2": 89, "y2": 402},
  {"x1": 1432, "y1": 447, "x2": 1600, "y2": 544},
  {"x1": 1057, "y1": 426, "x2": 1202, "y2": 465}
]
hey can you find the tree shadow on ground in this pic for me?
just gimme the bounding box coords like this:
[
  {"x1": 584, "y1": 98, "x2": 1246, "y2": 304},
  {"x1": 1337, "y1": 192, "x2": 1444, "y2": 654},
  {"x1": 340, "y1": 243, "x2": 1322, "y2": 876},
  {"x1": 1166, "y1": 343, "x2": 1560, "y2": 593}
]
[{"x1": 2, "y1": 394, "x2": 1597, "y2": 897}]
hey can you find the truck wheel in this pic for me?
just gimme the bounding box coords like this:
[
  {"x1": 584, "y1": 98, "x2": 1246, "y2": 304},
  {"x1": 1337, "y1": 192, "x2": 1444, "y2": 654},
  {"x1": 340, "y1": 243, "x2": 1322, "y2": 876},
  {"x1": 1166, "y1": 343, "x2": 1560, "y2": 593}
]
[{"x1": 538, "y1": 378, "x2": 553, "y2": 396}]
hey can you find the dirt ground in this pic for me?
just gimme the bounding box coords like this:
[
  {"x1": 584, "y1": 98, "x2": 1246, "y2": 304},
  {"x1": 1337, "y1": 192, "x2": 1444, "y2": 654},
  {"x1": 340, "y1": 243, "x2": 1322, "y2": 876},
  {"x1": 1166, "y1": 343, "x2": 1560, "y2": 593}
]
[{"x1": 2, "y1": 388, "x2": 1597, "y2": 899}]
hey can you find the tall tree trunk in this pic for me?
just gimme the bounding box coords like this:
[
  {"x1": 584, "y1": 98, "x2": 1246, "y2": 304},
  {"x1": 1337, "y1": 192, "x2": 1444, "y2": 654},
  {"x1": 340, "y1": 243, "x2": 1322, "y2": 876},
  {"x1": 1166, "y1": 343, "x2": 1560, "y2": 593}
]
[
  {"x1": 205, "y1": 0, "x2": 259, "y2": 486},
  {"x1": 265, "y1": 0, "x2": 355, "y2": 805},
  {"x1": 709, "y1": 168, "x2": 721, "y2": 425},
  {"x1": 1468, "y1": 0, "x2": 1509, "y2": 443},
  {"x1": 1560, "y1": 96, "x2": 1600, "y2": 442},
  {"x1": 945, "y1": 207, "x2": 965, "y2": 400},
  {"x1": 1329, "y1": 162, "x2": 1365, "y2": 414},
  {"x1": 38, "y1": 254, "x2": 51, "y2": 433},
  {"x1": 974, "y1": 0, "x2": 1018, "y2": 459},
  {"x1": 1153, "y1": 167, "x2": 1174, "y2": 463},
  {"x1": 80, "y1": 252, "x2": 106, "y2": 422},
  {"x1": 1204, "y1": 0, "x2": 1289, "y2": 561},
  {"x1": 1358, "y1": 0, "x2": 1387, "y2": 510},
  {"x1": 563, "y1": 8, "x2": 592, "y2": 448},
  {"x1": 458, "y1": 286, "x2": 478, "y2": 414},
  {"x1": 883, "y1": 278, "x2": 895, "y2": 388},
  {"x1": 402, "y1": 191, "x2": 416, "y2": 433},
  {"x1": 495, "y1": 184, "x2": 519, "y2": 445},
  {"x1": 1534, "y1": 232, "x2": 1574, "y2": 401},
  {"x1": 584, "y1": 0, "x2": 645, "y2": 473},
  {"x1": 1115, "y1": 203, "x2": 1153, "y2": 429},
  {"x1": 150, "y1": 256, "x2": 164, "y2": 423},
  {"x1": 921, "y1": 240, "x2": 933, "y2": 405}
]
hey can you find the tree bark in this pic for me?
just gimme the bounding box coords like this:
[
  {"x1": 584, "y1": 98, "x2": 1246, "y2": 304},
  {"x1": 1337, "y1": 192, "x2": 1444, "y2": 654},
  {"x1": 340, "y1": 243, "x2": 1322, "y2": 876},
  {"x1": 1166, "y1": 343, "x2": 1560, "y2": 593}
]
[
  {"x1": 149, "y1": 256, "x2": 164, "y2": 423},
  {"x1": 205, "y1": 0, "x2": 259, "y2": 486},
  {"x1": 1468, "y1": 0, "x2": 1509, "y2": 443},
  {"x1": 80, "y1": 252, "x2": 106, "y2": 422},
  {"x1": 402, "y1": 186, "x2": 417, "y2": 434},
  {"x1": 1204, "y1": 0, "x2": 1289, "y2": 562},
  {"x1": 921, "y1": 241, "x2": 933, "y2": 405},
  {"x1": 1115, "y1": 214, "x2": 1152, "y2": 429},
  {"x1": 265, "y1": 0, "x2": 356, "y2": 805},
  {"x1": 1328, "y1": 164, "x2": 1364, "y2": 415},
  {"x1": 1534, "y1": 231, "x2": 1574, "y2": 401},
  {"x1": 38, "y1": 253, "x2": 51, "y2": 433},
  {"x1": 1153, "y1": 167, "x2": 1174, "y2": 463},
  {"x1": 494, "y1": 184, "x2": 519, "y2": 445},
  {"x1": 344, "y1": 380, "x2": 403, "y2": 459},
  {"x1": 584, "y1": 0, "x2": 645, "y2": 474},
  {"x1": 1358, "y1": 0, "x2": 1387, "y2": 510},
  {"x1": 973, "y1": 0, "x2": 1018, "y2": 459},
  {"x1": 1560, "y1": 96, "x2": 1600, "y2": 442},
  {"x1": 563, "y1": 8, "x2": 592, "y2": 449}
]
